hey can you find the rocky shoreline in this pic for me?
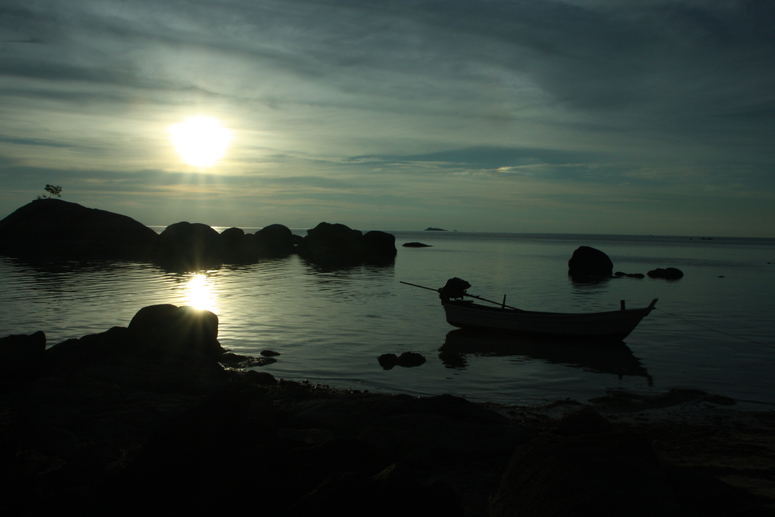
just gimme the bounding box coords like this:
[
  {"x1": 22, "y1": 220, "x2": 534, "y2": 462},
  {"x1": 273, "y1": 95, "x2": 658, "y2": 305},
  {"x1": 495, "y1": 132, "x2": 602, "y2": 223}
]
[
  {"x1": 2, "y1": 305, "x2": 774, "y2": 516},
  {"x1": 0, "y1": 199, "x2": 397, "y2": 270}
]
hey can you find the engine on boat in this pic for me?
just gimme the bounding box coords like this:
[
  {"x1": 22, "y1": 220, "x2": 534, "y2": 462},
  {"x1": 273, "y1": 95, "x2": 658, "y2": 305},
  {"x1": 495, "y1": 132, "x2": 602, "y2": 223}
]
[{"x1": 439, "y1": 277, "x2": 471, "y2": 302}]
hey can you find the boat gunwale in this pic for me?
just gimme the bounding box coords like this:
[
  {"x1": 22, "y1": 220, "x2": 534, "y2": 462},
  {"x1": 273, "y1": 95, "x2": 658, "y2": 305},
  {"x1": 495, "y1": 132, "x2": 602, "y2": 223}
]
[
  {"x1": 441, "y1": 299, "x2": 656, "y2": 340},
  {"x1": 442, "y1": 299, "x2": 656, "y2": 318}
]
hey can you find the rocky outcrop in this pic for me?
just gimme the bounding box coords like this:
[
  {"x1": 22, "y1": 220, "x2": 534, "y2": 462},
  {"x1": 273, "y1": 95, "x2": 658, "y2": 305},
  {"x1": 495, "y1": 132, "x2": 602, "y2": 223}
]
[
  {"x1": 0, "y1": 199, "x2": 158, "y2": 261},
  {"x1": 0, "y1": 331, "x2": 46, "y2": 363},
  {"x1": 154, "y1": 221, "x2": 223, "y2": 271},
  {"x1": 254, "y1": 223, "x2": 297, "y2": 256},
  {"x1": 1, "y1": 308, "x2": 771, "y2": 516},
  {"x1": 568, "y1": 246, "x2": 614, "y2": 280},
  {"x1": 154, "y1": 222, "x2": 299, "y2": 270},
  {"x1": 0, "y1": 305, "x2": 526, "y2": 516},
  {"x1": 299, "y1": 222, "x2": 396, "y2": 264},
  {"x1": 219, "y1": 226, "x2": 252, "y2": 262},
  {"x1": 0, "y1": 201, "x2": 397, "y2": 271}
]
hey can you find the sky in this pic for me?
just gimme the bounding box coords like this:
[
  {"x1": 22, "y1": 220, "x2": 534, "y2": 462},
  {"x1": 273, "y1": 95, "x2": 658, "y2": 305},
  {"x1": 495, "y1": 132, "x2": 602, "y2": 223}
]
[{"x1": 1, "y1": 0, "x2": 774, "y2": 237}]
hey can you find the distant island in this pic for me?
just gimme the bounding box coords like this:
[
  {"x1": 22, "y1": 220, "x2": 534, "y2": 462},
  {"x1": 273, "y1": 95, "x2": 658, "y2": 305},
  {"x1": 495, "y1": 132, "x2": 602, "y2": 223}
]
[{"x1": 424, "y1": 227, "x2": 447, "y2": 231}]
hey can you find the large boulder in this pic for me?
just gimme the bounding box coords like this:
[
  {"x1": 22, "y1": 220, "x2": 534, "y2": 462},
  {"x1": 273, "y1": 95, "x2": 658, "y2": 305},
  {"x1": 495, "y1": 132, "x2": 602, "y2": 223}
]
[
  {"x1": 299, "y1": 223, "x2": 396, "y2": 264},
  {"x1": 301, "y1": 222, "x2": 364, "y2": 263},
  {"x1": 127, "y1": 304, "x2": 223, "y2": 360},
  {"x1": 0, "y1": 199, "x2": 158, "y2": 260},
  {"x1": 254, "y1": 223, "x2": 296, "y2": 256},
  {"x1": 155, "y1": 221, "x2": 223, "y2": 271},
  {"x1": 219, "y1": 226, "x2": 246, "y2": 249},
  {"x1": 568, "y1": 246, "x2": 614, "y2": 280},
  {"x1": 219, "y1": 227, "x2": 262, "y2": 263},
  {"x1": 363, "y1": 230, "x2": 397, "y2": 261}
]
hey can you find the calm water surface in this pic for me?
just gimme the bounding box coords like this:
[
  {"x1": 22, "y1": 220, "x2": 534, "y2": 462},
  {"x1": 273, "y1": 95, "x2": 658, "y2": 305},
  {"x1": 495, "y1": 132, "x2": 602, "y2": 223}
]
[{"x1": 1, "y1": 232, "x2": 774, "y2": 407}]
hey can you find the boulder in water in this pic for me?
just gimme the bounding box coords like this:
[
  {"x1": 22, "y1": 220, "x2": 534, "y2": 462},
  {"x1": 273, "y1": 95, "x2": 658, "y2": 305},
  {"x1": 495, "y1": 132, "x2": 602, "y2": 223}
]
[{"x1": 568, "y1": 246, "x2": 613, "y2": 279}]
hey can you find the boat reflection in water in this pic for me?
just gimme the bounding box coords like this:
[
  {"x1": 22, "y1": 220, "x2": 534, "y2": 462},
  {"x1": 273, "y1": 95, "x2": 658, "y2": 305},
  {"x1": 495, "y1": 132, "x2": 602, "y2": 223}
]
[{"x1": 439, "y1": 329, "x2": 653, "y2": 385}]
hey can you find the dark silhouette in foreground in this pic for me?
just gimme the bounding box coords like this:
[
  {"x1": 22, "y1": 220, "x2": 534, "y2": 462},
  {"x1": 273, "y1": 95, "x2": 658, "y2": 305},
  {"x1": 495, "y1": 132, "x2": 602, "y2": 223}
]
[{"x1": 1, "y1": 306, "x2": 772, "y2": 516}]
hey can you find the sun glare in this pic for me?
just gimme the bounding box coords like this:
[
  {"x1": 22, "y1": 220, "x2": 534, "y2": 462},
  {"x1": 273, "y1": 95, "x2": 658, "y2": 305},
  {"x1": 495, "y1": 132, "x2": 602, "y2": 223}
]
[
  {"x1": 184, "y1": 273, "x2": 218, "y2": 312},
  {"x1": 168, "y1": 116, "x2": 232, "y2": 168}
]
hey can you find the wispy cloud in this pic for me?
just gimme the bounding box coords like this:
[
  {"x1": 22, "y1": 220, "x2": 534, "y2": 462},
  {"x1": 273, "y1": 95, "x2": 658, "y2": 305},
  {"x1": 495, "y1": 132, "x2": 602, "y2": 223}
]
[{"x1": 0, "y1": 0, "x2": 773, "y2": 235}]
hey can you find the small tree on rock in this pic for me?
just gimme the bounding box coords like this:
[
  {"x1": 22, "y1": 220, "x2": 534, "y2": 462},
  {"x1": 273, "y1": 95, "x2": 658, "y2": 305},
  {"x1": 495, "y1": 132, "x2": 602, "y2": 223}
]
[{"x1": 40, "y1": 184, "x2": 63, "y2": 199}]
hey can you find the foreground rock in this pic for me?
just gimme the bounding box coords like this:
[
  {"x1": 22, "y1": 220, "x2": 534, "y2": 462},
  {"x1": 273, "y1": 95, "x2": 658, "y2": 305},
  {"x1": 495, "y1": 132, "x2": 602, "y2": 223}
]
[
  {"x1": 1, "y1": 308, "x2": 773, "y2": 516},
  {"x1": 0, "y1": 305, "x2": 514, "y2": 516},
  {"x1": 489, "y1": 430, "x2": 764, "y2": 517}
]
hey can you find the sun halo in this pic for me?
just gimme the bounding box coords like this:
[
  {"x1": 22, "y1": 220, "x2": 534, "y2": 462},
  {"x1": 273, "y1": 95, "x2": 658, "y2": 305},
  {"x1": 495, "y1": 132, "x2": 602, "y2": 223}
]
[{"x1": 168, "y1": 116, "x2": 232, "y2": 168}]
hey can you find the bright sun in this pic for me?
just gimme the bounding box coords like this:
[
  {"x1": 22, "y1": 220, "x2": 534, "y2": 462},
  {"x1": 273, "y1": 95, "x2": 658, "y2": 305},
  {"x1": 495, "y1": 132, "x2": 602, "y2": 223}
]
[{"x1": 168, "y1": 116, "x2": 232, "y2": 168}]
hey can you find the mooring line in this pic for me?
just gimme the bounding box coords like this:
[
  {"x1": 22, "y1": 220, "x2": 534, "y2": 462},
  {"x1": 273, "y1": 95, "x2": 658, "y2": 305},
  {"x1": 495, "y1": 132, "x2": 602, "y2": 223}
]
[{"x1": 654, "y1": 307, "x2": 770, "y2": 346}]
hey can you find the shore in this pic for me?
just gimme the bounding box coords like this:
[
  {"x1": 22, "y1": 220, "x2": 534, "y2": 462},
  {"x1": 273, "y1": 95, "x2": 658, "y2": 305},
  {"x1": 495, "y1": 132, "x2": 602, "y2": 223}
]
[
  {"x1": 1, "y1": 316, "x2": 774, "y2": 516},
  {"x1": 491, "y1": 394, "x2": 775, "y2": 505}
]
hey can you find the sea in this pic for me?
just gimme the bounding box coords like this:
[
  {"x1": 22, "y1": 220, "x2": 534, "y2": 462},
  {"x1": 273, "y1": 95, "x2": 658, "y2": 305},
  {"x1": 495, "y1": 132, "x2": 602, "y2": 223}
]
[{"x1": 1, "y1": 231, "x2": 774, "y2": 408}]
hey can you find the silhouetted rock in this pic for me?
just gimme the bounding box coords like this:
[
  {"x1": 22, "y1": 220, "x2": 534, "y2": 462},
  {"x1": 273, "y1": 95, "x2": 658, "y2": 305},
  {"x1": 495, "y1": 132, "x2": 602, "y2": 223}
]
[
  {"x1": 219, "y1": 226, "x2": 265, "y2": 263},
  {"x1": 244, "y1": 370, "x2": 278, "y2": 385},
  {"x1": 127, "y1": 304, "x2": 223, "y2": 360},
  {"x1": 0, "y1": 331, "x2": 46, "y2": 385},
  {"x1": 299, "y1": 222, "x2": 395, "y2": 264},
  {"x1": 0, "y1": 199, "x2": 158, "y2": 260},
  {"x1": 615, "y1": 271, "x2": 645, "y2": 279},
  {"x1": 0, "y1": 200, "x2": 400, "y2": 270},
  {"x1": 254, "y1": 223, "x2": 296, "y2": 256},
  {"x1": 155, "y1": 221, "x2": 223, "y2": 271},
  {"x1": 220, "y1": 226, "x2": 245, "y2": 247},
  {"x1": 648, "y1": 267, "x2": 684, "y2": 280},
  {"x1": 568, "y1": 246, "x2": 613, "y2": 279},
  {"x1": 379, "y1": 352, "x2": 426, "y2": 370},
  {"x1": 220, "y1": 226, "x2": 246, "y2": 253},
  {"x1": 363, "y1": 230, "x2": 398, "y2": 261},
  {"x1": 301, "y1": 222, "x2": 363, "y2": 262},
  {"x1": 403, "y1": 242, "x2": 431, "y2": 247},
  {"x1": 0, "y1": 331, "x2": 46, "y2": 362}
]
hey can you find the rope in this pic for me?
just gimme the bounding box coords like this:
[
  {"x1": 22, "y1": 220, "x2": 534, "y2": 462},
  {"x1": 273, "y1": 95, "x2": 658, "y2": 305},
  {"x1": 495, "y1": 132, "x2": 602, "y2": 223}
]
[{"x1": 654, "y1": 307, "x2": 770, "y2": 346}]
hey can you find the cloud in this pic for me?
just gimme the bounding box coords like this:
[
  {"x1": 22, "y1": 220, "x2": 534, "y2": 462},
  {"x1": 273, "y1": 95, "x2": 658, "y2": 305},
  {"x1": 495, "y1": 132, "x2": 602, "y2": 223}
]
[{"x1": 0, "y1": 0, "x2": 773, "y2": 235}]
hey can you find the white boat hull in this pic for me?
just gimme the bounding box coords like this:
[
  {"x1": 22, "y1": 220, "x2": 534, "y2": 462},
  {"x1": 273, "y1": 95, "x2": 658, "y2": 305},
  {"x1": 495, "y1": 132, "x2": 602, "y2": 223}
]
[{"x1": 442, "y1": 300, "x2": 657, "y2": 341}]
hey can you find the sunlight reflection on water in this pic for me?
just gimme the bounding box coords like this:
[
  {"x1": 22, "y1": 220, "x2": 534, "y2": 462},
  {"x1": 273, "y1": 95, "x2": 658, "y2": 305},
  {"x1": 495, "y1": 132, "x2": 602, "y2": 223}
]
[
  {"x1": 181, "y1": 272, "x2": 219, "y2": 313},
  {"x1": 1, "y1": 233, "x2": 774, "y2": 406}
]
